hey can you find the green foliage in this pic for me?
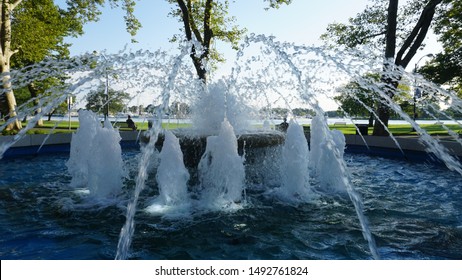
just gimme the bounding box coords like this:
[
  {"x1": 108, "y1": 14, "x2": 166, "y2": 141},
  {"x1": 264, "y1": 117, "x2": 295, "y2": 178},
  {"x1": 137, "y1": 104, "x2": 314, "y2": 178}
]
[
  {"x1": 321, "y1": 1, "x2": 388, "y2": 50},
  {"x1": 64, "y1": 0, "x2": 105, "y2": 25},
  {"x1": 259, "y1": 107, "x2": 287, "y2": 117},
  {"x1": 13, "y1": 86, "x2": 31, "y2": 107},
  {"x1": 320, "y1": 0, "x2": 445, "y2": 57},
  {"x1": 11, "y1": 0, "x2": 70, "y2": 67},
  {"x1": 263, "y1": 0, "x2": 292, "y2": 9},
  {"x1": 107, "y1": 0, "x2": 141, "y2": 42},
  {"x1": 12, "y1": 76, "x2": 69, "y2": 119},
  {"x1": 434, "y1": 0, "x2": 462, "y2": 52},
  {"x1": 420, "y1": 0, "x2": 462, "y2": 97},
  {"x1": 167, "y1": 0, "x2": 291, "y2": 79},
  {"x1": 168, "y1": 0, "x2": 246, "y2": 66},
  {"x1": 10, "y1": 0, "x2": 141, "y2": 68},
  {"x1": 334, "y1": 74, "x2": 380, "y2": 118},
  {"x1": 259, "y1": 107, "x2": 312, "y2": 118},
  {"x1": 420, "y1": 50, "x2": 462, "y2": 95},
  {"x1": 85, "y1": 84, "x2": 130, "y2": 115},
  {"x1": 64, "y1": 0, "x2": 141, "y2": 40},
  {"x1": 1, "y1": 0, "x2": 140, "y2": 130},
  {"x1": 144, "y1": 104, "x2": 158, "y2": 114},
  {"x1": 292, "y1": 108, "x2": 315, "y2": 117},
  {"x1": 334, "y1": 73, "x2": 417, "y2": 123}
]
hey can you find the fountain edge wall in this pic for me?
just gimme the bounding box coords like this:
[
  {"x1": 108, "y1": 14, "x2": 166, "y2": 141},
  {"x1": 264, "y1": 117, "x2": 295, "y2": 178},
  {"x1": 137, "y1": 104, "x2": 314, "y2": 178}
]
[{"x1": 1, "y1": 132, "x2": 461, "y2": 162}]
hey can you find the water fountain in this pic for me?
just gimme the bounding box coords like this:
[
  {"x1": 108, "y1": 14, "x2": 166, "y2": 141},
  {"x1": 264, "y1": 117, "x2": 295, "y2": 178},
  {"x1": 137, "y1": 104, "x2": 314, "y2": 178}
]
[
  {"x1": 66, "y1": 110, "x2": 126, "y2": 200},
  {"x1": 1, "y1": 35, "x2": 462, "y2": 260},
  {"x1": 274, "y1": 119, "x2": 312, "y2": 202},
  {"x1": 144, "y1": 129, "x2": 191, "y2": 217},
  {"x1": 198, "y1": 118, "x2": 246, "y2": 209}
]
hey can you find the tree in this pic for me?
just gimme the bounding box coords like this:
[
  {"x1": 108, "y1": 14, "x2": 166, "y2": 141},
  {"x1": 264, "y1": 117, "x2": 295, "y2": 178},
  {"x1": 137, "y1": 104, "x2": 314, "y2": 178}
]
[
  {"x1": 292, "y1": 108, "x2": 316, "y2": 117},
  {"x1": 336, "y1": 73, "x2": 417, "y2": 126},
  {"x1": 128, "y1": 105, "x2": 138, "y2": 114},
  {"x1": 168, "y1": 0, "x2": 244, "y2": 82},
  {"x1": 7, "y1": 0, "x2": 75, "y2": 126},
  {"x1": 12, "y1": 77, "x2": 69, "y2": 122},
  {"x1": 1, "y1": 0, "x2": 23, "y2": 130},
  {"x1": 1, "y1": 0, "x2": 141, "y2": 131},
  {"x1": 145, "y1": 104, "x2": 159, "y2": 115},
  {"x1": 321, "y1": 0, "x2": 446, "y2": 135},
  {"x1": 420, "y1": 0, "x2": 462, "y2": 97},
  {"x1": 85, "y1": 84, "x2": 130, "y2": 116},
  {"x1": 168, "y1": 0, "x2": 291, "y2": 82},
  {"x1": 335, "y1": 75, "x2": 379, "y2": 127}
]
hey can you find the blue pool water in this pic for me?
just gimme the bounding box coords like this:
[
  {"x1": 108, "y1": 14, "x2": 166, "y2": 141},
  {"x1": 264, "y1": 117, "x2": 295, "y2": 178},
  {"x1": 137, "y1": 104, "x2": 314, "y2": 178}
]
[{"x1": 1, "y1": 150, "x2": 461, "y2": 259}]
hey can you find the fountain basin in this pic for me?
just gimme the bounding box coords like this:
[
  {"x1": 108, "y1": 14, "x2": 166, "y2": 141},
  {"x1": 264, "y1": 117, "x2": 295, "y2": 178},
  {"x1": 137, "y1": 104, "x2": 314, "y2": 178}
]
[
  {"x1": 141, "y1": 129, "x2": 285, "y2": 168},
  {"x1": 0, "y1": 150, "x2": 461, "y2": 259}
]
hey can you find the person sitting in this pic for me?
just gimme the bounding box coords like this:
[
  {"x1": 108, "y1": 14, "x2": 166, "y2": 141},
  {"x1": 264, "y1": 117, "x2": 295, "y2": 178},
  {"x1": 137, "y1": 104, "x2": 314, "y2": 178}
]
[
  {"x1": 278, "y1": 117, "x2": 289, "y2": 132},
  {"x1": 126, "y1": 115, "x2": 137, "y2": 130}
]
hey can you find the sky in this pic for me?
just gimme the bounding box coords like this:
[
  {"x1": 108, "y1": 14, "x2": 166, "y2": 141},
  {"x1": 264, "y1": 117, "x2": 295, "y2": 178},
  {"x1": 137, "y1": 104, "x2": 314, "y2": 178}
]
[
  {"x1": 62, "y1": 0, "x2": 372, "y2": 55},
  {"x1": 55, "y1": 0, "x2": 441, "y2": 110}
]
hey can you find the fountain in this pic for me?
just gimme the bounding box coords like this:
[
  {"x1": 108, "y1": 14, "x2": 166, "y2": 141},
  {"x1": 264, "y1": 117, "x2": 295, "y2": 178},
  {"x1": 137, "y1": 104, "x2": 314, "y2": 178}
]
[
  {"x1": 144, "y1": 129, "x2": 190, "y2": 216},
  {"x1": 1, "y1": 35, "x2": 462, "y2": 260},
  {"x1": 198, "y1": 118, "x2": 246, "y2": 210},
  {"x1": 66, "y1": 110, "x2": 126, "y2": 200},
  {"x1": 274, "y1": 119, "x2": 313, "y2": 202}
]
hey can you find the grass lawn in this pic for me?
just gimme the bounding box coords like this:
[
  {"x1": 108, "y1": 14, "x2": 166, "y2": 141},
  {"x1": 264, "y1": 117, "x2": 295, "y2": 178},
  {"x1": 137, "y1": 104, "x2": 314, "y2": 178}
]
[
  {"x1": 1, "y1": 120, "x2": 192, "y2": 135},
  {"x1": 325, "y1": 123, "x2": 462, "y2": 135},
  {"x1": 2, "y1": 120, "x2": 461, "y2": 136}
]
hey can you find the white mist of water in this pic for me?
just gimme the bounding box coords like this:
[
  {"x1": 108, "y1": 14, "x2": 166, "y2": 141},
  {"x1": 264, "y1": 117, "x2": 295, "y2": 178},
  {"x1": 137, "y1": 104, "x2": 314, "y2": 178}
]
[
  {"x1": 66, "y1": 110, "x2": 125, "y2": 199},
  {"x1": 309, "y1": 114, "x2": 327, "y2": 171},
  {"x1": 66, "y1": 110, "x2": 98, "y2": 188},
  {"x1": 145, "y1": 130, "x2": 190, "y2": 215},
  {"x1": 317, "y1": 129, "x2": 347, "y2": 193},
  {"x1": 263, "y1": 120, "x2": 271, "y2": 130},
  {"x1": 191, "y1": 80, "x2": 252, "y2": 135},
  {"x1": 198, "y1": 118, "x2": 245, "y2": 210},
  {"x1": 309, "y1": 114, "x2": 348, "y2": 192},
  {"x1": 277, "y1": 120, "x2": 314, "y2": 202}
]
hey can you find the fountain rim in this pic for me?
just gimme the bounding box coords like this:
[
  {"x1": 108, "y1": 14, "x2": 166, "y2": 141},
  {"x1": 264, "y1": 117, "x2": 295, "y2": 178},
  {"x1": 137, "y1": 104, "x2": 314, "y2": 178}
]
[{"x1": 1, "y1": 131, "x2": 461, "y2": 166}]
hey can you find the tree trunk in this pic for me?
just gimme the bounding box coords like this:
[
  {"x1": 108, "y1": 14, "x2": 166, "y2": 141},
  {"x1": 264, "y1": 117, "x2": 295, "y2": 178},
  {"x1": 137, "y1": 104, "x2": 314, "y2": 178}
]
[
  {"x1": 176, "y1": 0, "x2": 212, "y2": 83},
  {"x1": 1, "y1": 0, "x2": 23, "y2": 131},
  {"x1": 1, "y1": 67, "x2": 22, "y2": 130},
  {"x1": 372, "y1": 0, "x2": 442, "y2": 136},
  {"x1": 372, "y1": 0, "x2": 398, "y2": 136}
]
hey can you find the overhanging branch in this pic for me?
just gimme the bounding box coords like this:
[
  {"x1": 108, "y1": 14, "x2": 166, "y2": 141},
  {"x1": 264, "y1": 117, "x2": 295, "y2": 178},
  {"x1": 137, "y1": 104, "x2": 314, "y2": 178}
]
[
  {"x1": 355, "y1": 31, "x2": 387, "y2": 45},
  {"x1": 395, "y1": 0, "x2": 442, "y2": 68},
  {"x1": 176, "y1": 0, "x2": 192, "y2": 41},
  {"x1": 186, "y1": 0, "x2": 203, "y2": 43}
]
